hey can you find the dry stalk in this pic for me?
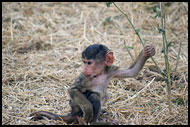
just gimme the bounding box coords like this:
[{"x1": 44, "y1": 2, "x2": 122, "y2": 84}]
[{"x1": 108, "y1": 77, "x2": 155, "y2": 104}]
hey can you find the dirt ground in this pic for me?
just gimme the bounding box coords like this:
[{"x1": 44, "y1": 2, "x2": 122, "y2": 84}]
[{"x1": 2, "y1": 2, "x2": 188, "y2": 125}]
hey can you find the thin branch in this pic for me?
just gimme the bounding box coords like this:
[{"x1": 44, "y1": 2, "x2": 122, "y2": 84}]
[
  {"x1": 123, "y1": 40, "x2": 134, "y2": 61},
  {"x1": 108, "y1": 77, "x2": 155, "y2": 104},
  {"x1": 160, "y1": 2, "x2": 172, "y2": 115},
  {"x1": 174, "y1": 41, "x2": 182, "y2": 71},
  {"x1": 112, "y1": 2, "x2": 164, "y2": 76}
]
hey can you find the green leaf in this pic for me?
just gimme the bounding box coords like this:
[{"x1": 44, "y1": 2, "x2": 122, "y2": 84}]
[
  {"x1": 161, "y1": 42, "x2": 172, "y2": 53},
  {"x1": 161, "y1": 48, "x2": 164, "y2": 53},
  {"x1": 114, "y1": 15, "x2": 119, "y2": 20},
  {"x1": 167, "y1": 42, "x2": 172, "y2": 47},
  {"x1": 154, "y1": 12, "x2": 161, "y2": 18},
  {"x1": 135, "y1": 28, "x2": 141, "y2": 34},
  {"x1": 172, "y1": 97, "x2": 185, "y2": 105},
  {"x1": 102, "y1": 17, "x2": 112, "y2": 26},
  {"x1": 157, "y1": 27, "x2": 165, "y2": 34},
  {"x1": 127, "y1": 46, "x2": 134, "y2": 49},
  {"x1": 135, "y1": 28, "x2": 141, "y2": 32},
  {"x1": 154, "y1": 6, "x2": 160, "y2": 12},
  {"x1": 105, "y1": 17, "x2": 112, "y2": 23},
  {"x1": 106, "y1": 2, "x2": 113, "y2": 7},
  {"x1": 147, "y1": 101, "x2": 152, "y2": 106}
]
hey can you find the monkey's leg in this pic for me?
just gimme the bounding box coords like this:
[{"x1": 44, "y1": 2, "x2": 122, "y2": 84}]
[
  {"x1": 86, "y1": 92, "x2": 118, "y2": 125},
  {"x1": 88, "y1": 92, "x2": 101, "y2": 123},
  {"x1": 30, "y1": 111, "x2": 76, "y2": 124},
  {"x1": 68, "y1": 89, "x2": 94, "y2": 123}
]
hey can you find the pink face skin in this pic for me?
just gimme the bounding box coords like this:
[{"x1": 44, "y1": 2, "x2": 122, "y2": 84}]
[
  {"x1": 82, "y1": 59, "x2": 105, "y2": 79},
  {"x1": 81, "y1": 51, "x2": 114, "y2": 79}
]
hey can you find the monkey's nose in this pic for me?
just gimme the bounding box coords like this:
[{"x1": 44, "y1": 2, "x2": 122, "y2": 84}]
[
  {"x1": 82, "y1": 71, "x2": 90, "y2": 78},
  {"x1": 82, "y1": 70, "x2": 88, "y2": 76}
]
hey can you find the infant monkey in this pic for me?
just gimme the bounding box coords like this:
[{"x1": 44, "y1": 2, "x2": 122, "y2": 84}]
[{"x1": 30, "y1": 44, "x2": 155, "y2": 124}]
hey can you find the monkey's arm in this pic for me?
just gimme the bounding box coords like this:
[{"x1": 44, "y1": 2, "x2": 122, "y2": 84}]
[
  {"x1": 68, "y1": 88, "x2": 94, "y2": 123},
  {"x1": 68, "y1": 74, "x2": 94, "y2": 123},
  {"x1": 114, "y1": 45, "x2": 155, "y2": 78}
]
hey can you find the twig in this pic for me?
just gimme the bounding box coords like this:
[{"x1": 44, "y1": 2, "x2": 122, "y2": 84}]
[
  {"x1": 50, "y1": 32, "x2": 53, "y2": 45},
  {"x1": 112, "y1": 2, "x2": 164, "y2": 76},
  {"x1": 174, "y1": 41, "x2": 182, "y2": 71},
  {"x1": 112, "y1": 3, "x2": 144, "y2": 47},
  {"x1": 160, "y1": 2, "x2": 172, "y2": 114},
  {"x1": 10, "y1": 16, "x2": 13, "y2": 41},
  {"x1": 130, "y1": 77, "x2": 155, "y2": 99},
  {"x1": 123, "y1": 40, "x2": 134, "y2": 61},
  {"x1": 108, "y1": 77, "x2": 155, "y2": 104}
]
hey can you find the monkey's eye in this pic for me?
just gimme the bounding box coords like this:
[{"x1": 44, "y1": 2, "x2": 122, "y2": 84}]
[
  {"x1": 83, "y1": 61, "x2": 87, "y2": 64},
  {"x1": 87, "y1": 62, "x2": 92, "y2": 65}
]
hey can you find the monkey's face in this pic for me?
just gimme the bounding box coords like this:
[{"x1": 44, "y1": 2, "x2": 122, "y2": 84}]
[{"x1": 82, "y1": 59, "x2": 105, "y2": 79}]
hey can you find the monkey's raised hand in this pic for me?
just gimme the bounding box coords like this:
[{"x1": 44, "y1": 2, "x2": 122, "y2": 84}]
[{"x1": 142, "y1": 45, "x2": 155, "y2": 58}]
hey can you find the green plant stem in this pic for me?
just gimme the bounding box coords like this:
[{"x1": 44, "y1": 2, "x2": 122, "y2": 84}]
[
  {"x1": 174, "y1": 41, "x2": 182, "y2": 71},
  {"x1": 160, "y1": 2, "x2": 172, "y2": 115},
  {"x1": 123, "y1": 40, "x2": 134, "y2": 61},
  {"x1": 113, "y1": 2, "x2": 164, "y2": 76},
  {"x1": 113, "y1": 3, "x2": 144, "y2": 46}
]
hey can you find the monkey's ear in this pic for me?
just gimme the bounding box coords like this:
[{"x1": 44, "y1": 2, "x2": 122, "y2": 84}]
[{"x1": 105, "y1": 51, "x2": 114, "y2": 66}]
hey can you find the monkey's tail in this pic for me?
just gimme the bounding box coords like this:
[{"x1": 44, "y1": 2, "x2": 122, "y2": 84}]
[{"x1": 30, "y1": 111, "x2": 75, "y2": 123}]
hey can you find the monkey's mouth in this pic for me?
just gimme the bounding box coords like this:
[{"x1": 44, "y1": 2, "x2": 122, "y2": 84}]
[
  {"x1": 85, "y1": 73, "x2": 102, "y2": 79},
  {"x1": 92, "y1": 73, "x2": 102, "y2": 78}
]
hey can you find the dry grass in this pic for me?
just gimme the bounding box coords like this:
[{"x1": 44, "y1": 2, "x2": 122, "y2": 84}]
[{"x1": 2, "y1": 2, "x2": 188, "y2": 125}]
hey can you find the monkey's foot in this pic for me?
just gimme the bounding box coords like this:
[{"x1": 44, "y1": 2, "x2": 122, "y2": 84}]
[{"x1": 75, "y1": 116, "x2": 86, "y2": 125}]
